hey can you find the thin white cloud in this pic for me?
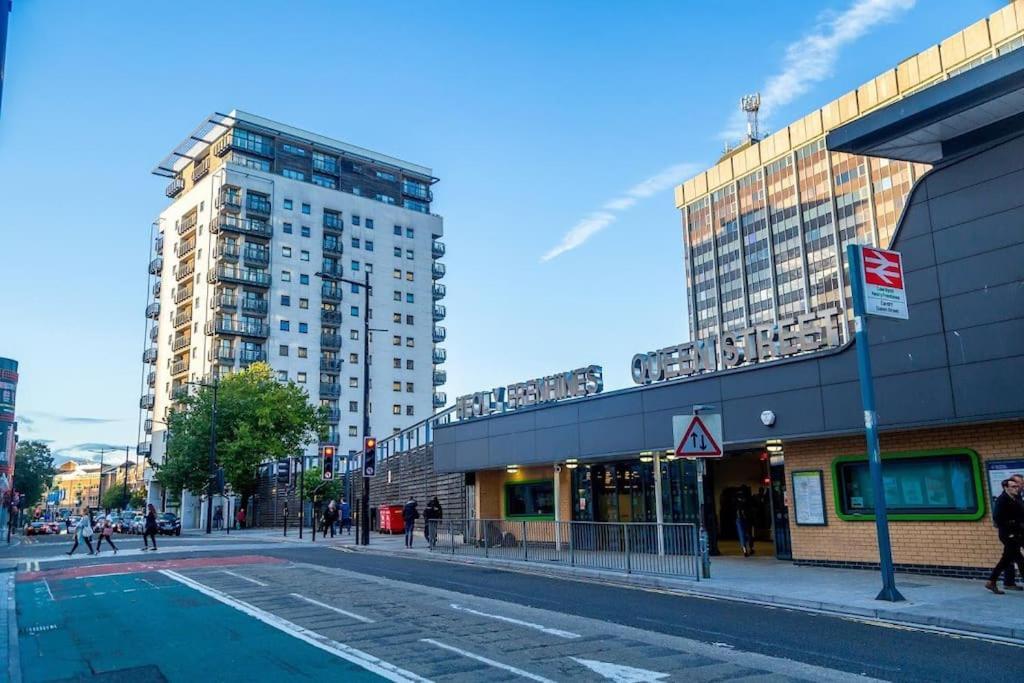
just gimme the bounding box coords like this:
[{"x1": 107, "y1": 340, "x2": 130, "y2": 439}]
[
  {"x1": 543, "y1": 162, "x2": 700, "y2": 262},
  {"x1": 721, "y1": 0, "x2": 916, "y2": 139}
]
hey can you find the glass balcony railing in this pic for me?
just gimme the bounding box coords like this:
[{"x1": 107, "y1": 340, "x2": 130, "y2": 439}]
[
  {"x1": 177, "y1": 213, "x2": 198, "y2": 236},
  {"x1": 217, "y1": 242, "x2": 240, "y2": 260},
  {"x1": 245, "y1": 196, "x2": 272, "y2": 216},
  {"x1": 174, "y1": 286, "x2": 193, "y2": 304},
  {"x1": 137, "y1": 442, "x2": 152, "y2": 456},
  {"x1": 205, "y1": 319, "x2": 270, "y2": 338},
  {"x1": 175, "y1": 261, "x2": 195, "y2": 282},
  {"x1": 209, "y1": 265, "x2": 271, "y2": 288},
  {"x1": 241, "y1": 298, "x2": 268, "y2": 315},
  {"x1": 433, "y1": 392, "x2": 447, "y2": 408},
  {"x1": 432, "y1": 348, "x2": 446, "y2": 365},
  {"x1": 319, "y1": 383, "x2": 341, "y2": 398},
  {"x1": 432, "y1": 241, "x2": 446, "y2": 258},
  {"x1": 143, "y1": 347, "x2": 158, "y2": 363},
  {"x1": 239, "y1": 349, "x2": 268, "y2": 365},
  {"x1": 145, "y1": 302, "x2": 160, "y2": 319},
  {"x1": 432, "y1": 283, "x2": 446, "y2": 300},
  {"x1": 432, "y1": 304, "x2": 446, "y2": 322},
  {"x1": 173, "y1": 310, "x2": 192, "y2": 328},
  {"x1": 149, "y1": 325, "x2": 159, "y2": 342},
  {"x1": 165, "y1": 177, "x2": 185, "y2": 198},
  {"x1": 152, "y1": 280, "x2": 161, "y2": 298},
  {"x1": 147, "y1": 371, "x2": 156, "y2": 388},
  {"x1": 192, "y1": 156, "x2": 211, "y2": 182},
  {"x1": 321, "y1": 309, "x2": 344, "y2": 324},
  {"x1": 242, "y1": 248, "x2": 269, "y2": 267},
  {"x1": 214, "y1": 131, "x2": 274, "y2": 159},
  {"x1": 213, "y1": 213, "x2": 272, "y2": 239},
  {"x1": 217, "y1": 187, "x2": 242, "y2": 212},
  {"x1": 432, "y1": 262, "x2": 446, "y2": 280},
  {"x1": 433, "y1": 370, "x2": 447, "y2": 386},
  {"x1": 208, "y1": 347, "x2": 235, "y2": 363},
  {"x1": 432, "y1": 326, "x2": 447, "y2": 343},
  {"x1": 322, "y1": 284, "x2": 343, "y2": 301},
  {"x1": 320, "y1": 358, "x2": 342, "y2": 372},
  {"x1": 172, "y1": 335, "x2": 190, "y2": 352},
  {"x1": 177, "y1": 238, "x2": 196, "y2": 258},
  {"x1": 323, "y1": 214, "x2": 343, "y2": 232},
  {"x1": 171, "y1": 358, "x2": 190, "y2": 376},
  {"x1": 149, "y1": 257, "x2": 163, "y2": 275},
  {"x1": 140, "y1": 394, "x2": 155, "y2": 410},
  {"x1": 321, "y1": 333, "x2": 343, "y2": 349},
  {"x1": 323, "y1": 238, "x2": 343, "y2": 256}
]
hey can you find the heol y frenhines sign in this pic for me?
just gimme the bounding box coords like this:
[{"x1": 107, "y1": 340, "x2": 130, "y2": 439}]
[
  {"x1": 860, "y1": 246, "x2": 908, "y2": 320},
  {"x1": 455, "y1": 366, "x2": 603, "y2": 420}
]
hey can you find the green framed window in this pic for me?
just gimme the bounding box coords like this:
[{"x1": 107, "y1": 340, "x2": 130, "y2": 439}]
[
  {"x1": 504, "y1": 480, "x2": 555, "y2": 519},
  {"x1": 831, "y1": 448, "x2": 984, "y2": 521}
]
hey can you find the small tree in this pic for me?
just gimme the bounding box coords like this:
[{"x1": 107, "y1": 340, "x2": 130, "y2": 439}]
[
  {"x1": 302, "y1": 467, "x2": 342, "y2": 504},
  {"x1": 13, "y1": 441, "x2": 57, "y2": 508},
  {"x1": 101, "y1": 486, "x2": 128, "y2": 511}
]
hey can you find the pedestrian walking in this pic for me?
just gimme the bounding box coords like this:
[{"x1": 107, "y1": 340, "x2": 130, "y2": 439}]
[
  {"x1": 986, "y1": 478, "x2": 1024, "y2": 594},
  {"x1": 340, "y1": 499, "x2": 352, "y2": 535},
  {"x1": 142, "y1": 503, "x2": 159, "y2": 551},
  {"x1": 213, "y1": 506, "x2": 223, "y2": 530},
  {"x1": 66, "y1": 513, "x2": 95, "y2": 556},
  {"x1": 326, "y1": 500, "x2": 337, "y2": 538},
  {"x1": 402, "y1": 497, "x2": 419, "y2": 548},
  {"x1": 735, "y1": 486, "x2": 754, "y2": 557},
  {"x1": 236, "y1": 507, "x2": 246, "y2": 530},
  {"x1": 95, "y1": 518, "x2": 118, "y2": 555},
  {"x1": 423, "y1": 496, "x2": 442, "y2": 543}
]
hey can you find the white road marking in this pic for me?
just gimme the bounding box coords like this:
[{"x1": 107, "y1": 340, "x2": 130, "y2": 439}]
[
  {"x1": 161, "y1": 570, "x2": 427, "y2": 682},
  {"x1": 289, "y1": 593, "x2": 375, "y2": 623},
  {"x1": 42, "y1": 579, "x2": 54, "y2": 601},
  {"x1": 571, "y1": 657, "x2": 670, "y2": 682},
  {"x1": 420, "y1": 638, "x2": 556, "y2": 683},
  {"x1": 449, "y1": 603, "x2": 580, "y2": 639},
  {"x1": 221, "y1": 570, "x2": 268, "y2": 587}
]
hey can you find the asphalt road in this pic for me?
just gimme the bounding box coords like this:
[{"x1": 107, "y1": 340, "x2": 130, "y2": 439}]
[{"x1": 6, "y1": 540, "x2": 1019, "y2": 681}]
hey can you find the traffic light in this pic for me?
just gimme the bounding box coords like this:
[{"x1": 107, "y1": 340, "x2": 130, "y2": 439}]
[
  {"x1": 363, "y1": 437, "x2": 377, "y2": 477},
  {"x1": 322, "y1": 446, "x2": 335, "y2": 480}
]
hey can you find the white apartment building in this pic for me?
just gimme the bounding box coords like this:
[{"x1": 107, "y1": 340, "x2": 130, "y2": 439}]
[{"x1": 138, "y1": 111, "x2": 447, "y2": 514}]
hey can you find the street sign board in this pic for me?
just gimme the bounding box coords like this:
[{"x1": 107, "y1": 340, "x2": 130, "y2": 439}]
[
  {"x1": 860, "y1": 247, "x2": 908, "y2": 319},
  {"x1": 672, "y1": 414, "x2": 723, "y2": 458}
]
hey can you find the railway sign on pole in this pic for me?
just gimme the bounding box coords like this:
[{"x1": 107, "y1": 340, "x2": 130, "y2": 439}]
[
  {"x1": 673, "y1": 414, "x2": 723, "y2": 458},
  {"x1": 860, "y1": 246, "x2": 908, "y2": 320}
]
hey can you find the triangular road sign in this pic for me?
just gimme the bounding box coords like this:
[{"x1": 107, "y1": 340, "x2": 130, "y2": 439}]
[{"x1": 676, "y1": 415, "x2": 722, "y2": 457}]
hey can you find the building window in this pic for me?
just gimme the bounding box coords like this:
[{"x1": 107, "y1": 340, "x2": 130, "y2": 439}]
[
  {"x1": 348, "y1": 426, "x2": 358, "y2": 437},
  {"x1": 404, "y1": 199, "x2": 428, "y2": 214},
  {"x1": 406, "y1": 228, "x2": 415, "y2": 239},
  {"x1": 406, "y1": 314, "x2": 414, "y2": 325},
  {"x1": 282, "y1": 246, "x2": 292, "y2": 258},
  {"x1": 394, "y1": 247, "x2": 402, "y2": 257},
  {"x1": 301, "y1": 250, "x2": 310, "y2": 262},
  {"x1": 349, "y1": 377, "x2": 358, "y2": 388},
  {"x1": 302, "y1": 203, "x2": 311, "y2": 215},
  {"x1": 277, "y1": 370, "x2": 288, "y2": 382},
  {"x1": 298, "y1": 347, "x2": 308, "y2": 358},
  {"x1": 283, "y1": 222, "x2": 293, "y2": 234},
  {"x1": 281, "y1": 271, "x2": 292, "y2": 282},
  {"x1": 406, "y1": 405, "x2": 415, "y2": 416},
  {"x1": 393, "y1": 225, "x2": 402, "y2": 236},
  {"x1": 283, "y1": 168, "x2": 305, "y2": 181},
  {"x1": 279, "y1": 345, "x2": 289, "y2": 356},
  {"x1": 284, "y1": 199, "x2": 293, "y2": 210},
  {"x1": 299, "y1": 322, "x2": 308, "y2": 333},
  {"x1": 351, "y1": 261, "x2": 360, "y2": 271},
  {"x1": 405, "y1": 271, "x2": 414, "y2": 281},
  {"x1": 376, "y1": 170, "x2": 396, "y2": 182},
  {"x1": 392, "y1": 381, "x2": 401, "y2": 392},
  {"x1": 406, "y1": 337, "x2": 414, "y2": 348},
  {"x1": 299, "y1": 298, "x2": 309, "y2": 309},
  {"x1": 281, "y1": 295, "x2": 291, "y2": 306},
  {"x1": 393, "y1": 291, "x2": 402, "y2": 302},
  {"x1": 406, "y1": 293, "x2": 414, "y2": 303},
  {"x1": 280, "y1": 320, "x2": 290, "y2": 331},
  {"x1": 301, "y1": 226, "x2": 311, "y2": 237},
  {"x1": 392, "y1": 404, "x2": 401, "y2": 415},
  {"x1": 352, "y1": 238, "x2": 361, "y2": 249},
  {"x1": 366, "y1": 219, "x2": 374, "y2": 229},
  {"x1": 393, "y1": 269, "x2": 401, "y2": 279},
  {"x1": 392, "y1": 335, "x2": 401, "y2": 346},
  {"x1": 366, "y1": 240, "x2": 374, "y2": 252},
  {"x1": 312, "y1": 174, "x2": 337, "y2": 189},
  {"x1": 349, "y1": 401, "x2": 359, "y2": 412},
  {"x1": 297, "y1": 372, "x2": 307, "y2": 383},
  {"x1": 350, "y1": 329, "x2": 359, "y2": 340},
  {"x1": 349, "y1": 353, "x2": 359, "y2": 363},
  {"x1": 282, "y1": 143, "x2": 307, "y2": 156},
  {"x1": 406, "y1": 250, "x2": 414, "y2": 260},
  {"x1": 393, "y1": 358, "x2": 401, "y2": 369},
  {"x1": 505, "y1": 481, "x2": 555, "y2": 518},
  {"x1": 393, "y1": 313, "x2": 402, "y2": 323},
  {"x1": 406, "y1": 382, "x2": 413, "y2": 392},
  {"x1": 406, "y1": 360, "x2": 414, "y2": 370},
  {"x1": 833, "y1": 449, "x2": 983, "y2": 521},
  {"x1": 352, "y1": 215, "x2": 361, "y2": 226},
  {"x1": 350, "y1": 306, "x2": 359, "y2": 317},
  {"x1": 300, "y1": 274, "x2": 310, "y2": 285},
  {"x1": 351, "y1": 283, "x2": 360, "y2": 294}
]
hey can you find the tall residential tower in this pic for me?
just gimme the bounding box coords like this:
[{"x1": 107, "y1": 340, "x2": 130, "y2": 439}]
[{"x1": 139, "y1": 111, "x2": 447, "y2": 511}]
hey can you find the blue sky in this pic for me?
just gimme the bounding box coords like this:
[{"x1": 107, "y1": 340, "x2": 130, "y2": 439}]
[{"x1": 0, "y1": 0, "x2": 998, "y2": 461}]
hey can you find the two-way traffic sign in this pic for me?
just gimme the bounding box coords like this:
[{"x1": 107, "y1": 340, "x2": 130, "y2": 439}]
[{"x1": 672, "y1": 414, "x2": 723, "y2": 458}]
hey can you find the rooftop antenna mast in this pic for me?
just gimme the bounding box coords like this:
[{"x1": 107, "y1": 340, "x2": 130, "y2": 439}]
[{"x1": 740, "y1": 93, "x2": 762, "y2": 141}]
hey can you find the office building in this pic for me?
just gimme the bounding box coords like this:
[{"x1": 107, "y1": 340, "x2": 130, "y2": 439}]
[
  {"x1": 676, "y1": 1, "x2": 1024, "y2": 344},
  {"x1": 139, "y1": 111, "x2": 447, "y2": 514}
]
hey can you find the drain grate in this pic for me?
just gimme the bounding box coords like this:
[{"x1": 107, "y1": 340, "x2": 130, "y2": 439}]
[{"x1": 21, "y1": 623, "x2": 59, "y2": 634}]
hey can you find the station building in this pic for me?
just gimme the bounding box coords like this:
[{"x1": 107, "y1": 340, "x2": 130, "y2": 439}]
[{"x1": 409, "y1": 43, "x2": 1024, "y2": 580}]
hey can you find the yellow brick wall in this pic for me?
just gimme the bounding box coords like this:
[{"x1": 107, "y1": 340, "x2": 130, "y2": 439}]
[
  {"x1": 474, "y1": 465, "x2": 570, "y2": 521},
  {"x1": 786, "y1": 421, "x2": 1024, "y2": 569}
]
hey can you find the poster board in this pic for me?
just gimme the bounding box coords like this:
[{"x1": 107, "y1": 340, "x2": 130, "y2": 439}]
[
  {"x1": 986, "y1": 459, "x2": 1024, "y2": 520},
  {"x1": 792, "y1": 470, "x2": 827, "y2": 526}
]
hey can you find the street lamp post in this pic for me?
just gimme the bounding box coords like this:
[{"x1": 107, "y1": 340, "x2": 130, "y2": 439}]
[
  {"x1": 185, "y1": 379, "x2": 219, "y2": 534},
  {"x1": 122, "y1": 445, "x2": 130, "y2": 510},
  {"x1": 316, "y1": 269, "x2": 378, "y2": 546}
]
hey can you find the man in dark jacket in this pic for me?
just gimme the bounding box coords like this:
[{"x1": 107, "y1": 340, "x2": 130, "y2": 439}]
[
  {"x1": 402, "y1": 498, "x2": 419, "y2": 548},
  {"x1": 423, "y1": 496, "x2": 443, "y2": 543},
  {"x1": 987, "y1": 478, "x2": 1024, "y2": 594}
]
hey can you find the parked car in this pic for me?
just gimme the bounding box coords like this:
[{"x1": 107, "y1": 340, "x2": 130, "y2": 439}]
[
  {"x1": 114, "y1": 515, "x2": 133, "y2": 533},
  {"x1": 45, "y1": 521, "x2": 61, "y2": 535},
  {"x1": 24, "y1": 521, "x2": 52, "y2": 536},
  {"x1": 130, "y1": 514, "x2": 145, "y2": 534},
  {"x1": 157, "y1": 513, "x2": 181, "y2": 536}
]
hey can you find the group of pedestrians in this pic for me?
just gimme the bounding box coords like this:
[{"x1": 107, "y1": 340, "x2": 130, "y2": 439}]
[
  {"x1": 402, "y1": 495, "x2": 442, "y2": 548},
  {"x1": 320, "y1": 498, "x2": 352, "y2": 538},
  {"x1": 66, "y1": 504, "x2": 160, "y2": 556},
  {"x1": 987, "y1": 474, "x2": 1024, "y2": 594}
]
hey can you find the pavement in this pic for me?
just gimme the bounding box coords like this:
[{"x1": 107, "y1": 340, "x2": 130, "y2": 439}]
[{"x1": 232, "y1": 526, "x2": 1024, "y2": 641}]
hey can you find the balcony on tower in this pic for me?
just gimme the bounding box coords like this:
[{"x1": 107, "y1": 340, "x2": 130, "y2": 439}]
[
  {"x1": 149, "y1": 257, "x2": 164, "y2": 275},
  {"x1": 171, "y1": 357, "x2": 190, "y2": 376},
  {"x1": 144, "y1": 418, "x2": 154, "y2": 434},
  {"x1": 147, "y1": 371, "x2": 156, "y2": 388},
  {"x1": 137, "y1": 441, "x2": 152, "y2": 457},
  {"x1": 213, "y1": 213, "x2": 272, "y2": 240},
  {"x1": 242, "y1": 245, "x2": 270, "y2": 268},
  {"x1": 217, "y1": 185, "x2": 242, "y2": 212},
  {"x1": 145, "y1": 302, "x2": 160, "y2": 319},
  {"x1": 174, "y1": 284, "x2": 194, "y2": 304},
  {"x1": 192, "y1": 156, "x2": 211, "y2": 182},
  {"x1": 432, "y1": 348, "x2": 446, "y2": 365},
  {"x1": 323, "y1": 212, "x2": 343, "y2": 233},
  {"x1": 322, "y1": 283, "x2": 343, "y2": 302},
  {"x1": 433, "y1": 370, "x2": 447, "y2": 386},
  {"x1": 205, "y1": 318, "x2": 270, "y2": 339},
  {"x1": 152, "y1": 280, "x2": 162, "y2": 298},
  {"x1": 432, "y1": 241, "x2": 445, "y2": 259},
  {"x1": 241, "y1": 297, "x2": 269, "y2": 316},
  {"x1": 155, "y1": 236, "x2": 164, "y2": 256},
  {"x1": 149, "y1": 325, "x2": 160, "y2": 343},
  {"x1": 321, "y1": 332, "x2": 343, "y2": 350},
  {"x1": 217, "y1": 241, "x2": 240, "y2": 261},
  {"x1": 321, "y1": 308, "x2": 343, "y2": 325},
  {"x1": 320, "y1": 358, "x2": 342, "y2": 373},
  {"x1": 323, "y1": 408, "x2": 342, "y2": 423},
  {"x1": 140, "y1": 394, "x2": 155, "y2": 410},
  {"x1": 213, "y1": 129, "x2": 274, "y2": 159},
  {"x1": 177, "y1": 212, "x2": 198, "y2": 236},
  {"x1": 143, "y1": 347, "x2": 158, "y2": 364},
  {"x1": 432, "y1": 304, "x2": 446, "y2": 322},
  {"x1": 319, "y1": 382, "x2": 341, "y2": 398},
  {"x1": 174, "y1": 261, "x2": 195, "y2": 282},
  {"x1": 431, "y1": 262, "x2": 446, "y2": 280},
  {"x1": 432, "y1": 326, "x2": 447, "y2": 343},
  {"x1": 323, "y1": 236, "x2": 344, "y2": 257},
  {"x1": 214, "y1": 292, "x2": 238, "y2": 311},
  {"x1": 245, "y1": 193, "x2": 272, "y2": 218},
  {"x1": 176, "y1": 236, "x2": 196, "y2": 259},
  {"x1": 208, "y1": 265, "x2": 271, "y2": 288},
  {"x1": 165, "y1": 176, "x2": 185, "y2": 198},
  {"x1": 173, "y1": 309, "x2": 193, "y2": 329},
  {"x1": 432, "y1": 283, "x2": 446, "y2": 300},
  {"x1": 433, "y1": 392, "x2": 447, "y2": 408},
  {"x1": 208, "y1": 346, "x2": 235, "y2": 364},
  {"x1": 239, "y1": 348, "x2": 267, "y2": 365},
  {"x1": 172, "y1": 334, "x2": 190, "y2": 352}
]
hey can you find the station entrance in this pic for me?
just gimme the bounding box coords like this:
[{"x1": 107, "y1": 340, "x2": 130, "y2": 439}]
[{"x1": 705, "y1": 449, "x2": 791, "y2": 559}]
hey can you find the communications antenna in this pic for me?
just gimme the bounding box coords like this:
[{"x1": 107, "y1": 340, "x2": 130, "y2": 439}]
[{"x1": 740, "y1": 93, "x2": 762, "y2": 141}]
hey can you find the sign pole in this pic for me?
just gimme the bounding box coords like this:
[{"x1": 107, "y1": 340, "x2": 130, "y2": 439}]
[
  {"x1": 847, "y1": 244, "x2": 904, "y2": 602},
  {"x1": 653, "y1": 451, "x2": 664, "y2": 556}
]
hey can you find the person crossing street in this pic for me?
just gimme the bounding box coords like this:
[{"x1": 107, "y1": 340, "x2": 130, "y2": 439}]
[{"x1": 986, "y1": 478, "x2": 1024, "y2": 594}]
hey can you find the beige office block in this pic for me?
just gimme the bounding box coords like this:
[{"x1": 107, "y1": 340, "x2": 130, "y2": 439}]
[
  {"x1": 918, "y1": 46, "x2": 942, "y2": 81},
  {"x1": 674, "y1": 184, "x2": 686, "y2": 209},
  {"x1": 821, "y1": 98, "x2": 843, "y2": 131},
  {"x1": 940, "y1": 32, "x2": 966, "y2": 69},
  {"x1": 733, "y1": 144, "x2": 761, "y2": 176},
  {"x1": 876, "y1": 70, "x2": 898, "y2": 104},
  {"x1": 897, "y1": 56, "x2": 921, "y2": 93},
  {"x1": 692, "y1": 172, "x2": 707, "y2": 197},
  {"x1": 759, "y1": 128, "x2": 791, "y2": 162},
  {"x1": 989, "y1": 3, "x2": 1019, "y2": 44},
  {"x1": 857, "y1": 80, "x2": 879, "y2": 112}
]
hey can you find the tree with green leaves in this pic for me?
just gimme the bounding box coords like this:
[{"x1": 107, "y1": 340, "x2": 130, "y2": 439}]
[
  {"x1": 302, "y1": 467, "x2": 342, "y2": 504},
  {"x1": 159, "y1": 362, "x2": 326, "y2": 512},
  {"x1": 13, "y1": 441, "x2": 57, "y2": 508}
]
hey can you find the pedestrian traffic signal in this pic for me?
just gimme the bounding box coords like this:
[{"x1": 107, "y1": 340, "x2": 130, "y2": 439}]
[
  {"x1": 363, "y1": 437, "x2": 376, "y2": 477},
  {"x1": 322, "y1": 446, "x2": 335, "y2": 480}
]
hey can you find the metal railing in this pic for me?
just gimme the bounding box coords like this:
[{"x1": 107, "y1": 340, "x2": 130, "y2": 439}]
[{"x1": 427, "y1": 519, "x2": 700, "y2": 580}]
